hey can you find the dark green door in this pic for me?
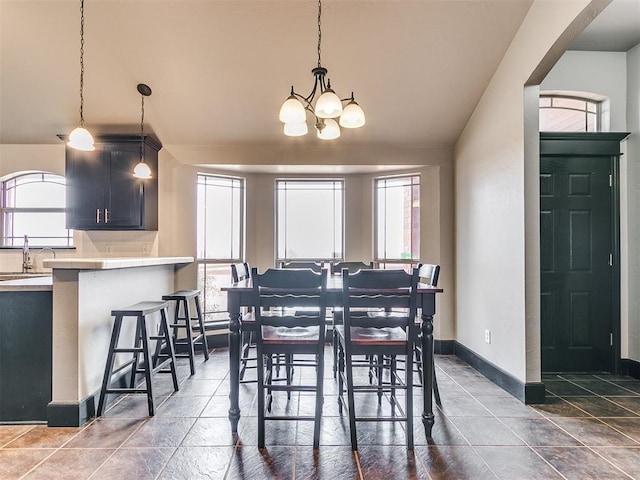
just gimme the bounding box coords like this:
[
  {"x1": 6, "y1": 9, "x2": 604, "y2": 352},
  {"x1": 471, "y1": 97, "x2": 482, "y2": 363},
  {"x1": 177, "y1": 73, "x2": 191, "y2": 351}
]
[{"x1": 540, "y1": 155, "x2": 613, "y2": 373}]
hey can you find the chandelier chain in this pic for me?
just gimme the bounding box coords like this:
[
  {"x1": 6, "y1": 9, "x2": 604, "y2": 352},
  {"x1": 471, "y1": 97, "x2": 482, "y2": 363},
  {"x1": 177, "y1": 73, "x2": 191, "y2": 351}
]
[
  {"x1": 317, "y1": 0, "x2": 322, "y2": 67},
  {"x1": 79, "y1": 0, "x2": 85, "y2": 126}
]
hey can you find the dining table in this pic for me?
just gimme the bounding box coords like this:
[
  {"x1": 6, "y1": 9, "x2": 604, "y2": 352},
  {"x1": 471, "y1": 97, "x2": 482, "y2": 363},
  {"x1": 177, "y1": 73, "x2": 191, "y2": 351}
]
[{"x1": 222, "y1": 273, "x2": 444, "y2": 438}]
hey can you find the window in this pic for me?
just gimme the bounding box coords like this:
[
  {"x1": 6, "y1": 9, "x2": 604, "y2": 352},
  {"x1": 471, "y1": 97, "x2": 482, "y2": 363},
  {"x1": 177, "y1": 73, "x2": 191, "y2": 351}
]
[
  {"x1": 276, "y1": 179, "x2": 344, "y2": 262},
  {"x1": 196, "y1": 174, "x2": 245, "y2": 323},
  {"x1": 1, "y1": 172, "x2": 73, "y2": 247},
  {"x1": 375, "y1": 175, "x2": 420, "y2": 271},
  {"x1": 539, "y1": 94, "x2": 600, "y2": 132}
]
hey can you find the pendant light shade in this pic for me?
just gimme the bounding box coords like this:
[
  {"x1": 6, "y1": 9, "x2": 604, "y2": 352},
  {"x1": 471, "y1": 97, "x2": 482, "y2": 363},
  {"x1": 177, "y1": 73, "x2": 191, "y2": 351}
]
[
  {"x1": 339, "y1": 97, "x2": 366, "y2": 128},
  {"x1": 133, "y1": 83, "x2": 153, "y2": 179},
  {"x1": 284, "y1": 121, "x2": 308, "y2": 137},
  {"x1": 68, "y1": 0, "x2": 94, "y2": 151},
  {"x1": 314, "y1": 88, "x2": 343, "y2": 119},
  {"x1": 317, "y1": 118, "x2": 340, "y2": 140},
  {"x1": 279, "y1": 0, "x2": 364, "y2": 140},
  {"x1": 133, "y1": 160, "x2": 152, "y2": 179},
  {"x1": 67, "y1": 126, "x2": 95, "y2": 151},
  {"x1": 279, "y1": 93, "x2": 306, "y2": 124}
]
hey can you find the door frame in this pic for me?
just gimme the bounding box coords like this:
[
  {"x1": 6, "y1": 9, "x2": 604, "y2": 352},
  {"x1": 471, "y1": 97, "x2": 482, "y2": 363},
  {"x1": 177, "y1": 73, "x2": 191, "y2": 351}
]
[{"x1": 540, "y1": 132, "x2": 628, "y2": 374}]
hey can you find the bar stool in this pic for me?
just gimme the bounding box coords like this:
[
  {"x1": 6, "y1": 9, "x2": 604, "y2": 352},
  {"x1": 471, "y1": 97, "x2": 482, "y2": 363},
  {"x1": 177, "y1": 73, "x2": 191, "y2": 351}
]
[
  {"x1": 162, "y1": 290, "x2": 210, "y2": 375},
  {"x1": 97, "y1": 301, "x2": 179, "y2": 417}
]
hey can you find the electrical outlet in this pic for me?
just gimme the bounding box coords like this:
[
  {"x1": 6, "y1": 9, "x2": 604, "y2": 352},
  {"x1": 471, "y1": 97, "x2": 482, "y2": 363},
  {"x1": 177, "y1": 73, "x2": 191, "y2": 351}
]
[
  {"x1": 105, "y1": 245, "x2": 113, "y2": 254},
  {"x1": 484, "y1": 329, "x2": 491, "y2": 344},
  {"x1": 142, "y1": 244, "x2": 150, "y2": 254}
]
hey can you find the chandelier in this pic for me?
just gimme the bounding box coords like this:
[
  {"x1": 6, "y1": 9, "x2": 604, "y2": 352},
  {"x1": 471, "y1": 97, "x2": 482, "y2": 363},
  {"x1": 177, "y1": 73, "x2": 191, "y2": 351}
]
[
  {"x1": 279, "y1": 0, "x2": 365, "y2": 140},
  {"x1": 67, "y1": 0, "x2": 95, "y2": 151}
]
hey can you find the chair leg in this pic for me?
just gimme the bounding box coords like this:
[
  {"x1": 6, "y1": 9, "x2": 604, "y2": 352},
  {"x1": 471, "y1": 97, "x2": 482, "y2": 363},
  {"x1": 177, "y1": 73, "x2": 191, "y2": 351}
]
[
  {"x1": 313, "y1": 351, "x2": 324, "y2": 450},
  {"x1": 257, "y1": 350, "x2": 266, "y2": 449},
  {"x1": 377, "y1": 354, "x2": 384, "y2": 405},
  {"x1": 406, "y1": 350, "x2": 414, "y2": 450},
  {"x1": 345, "y1": 352, "x2": 358, "y2": 451},
  {"x1": 337, "y1": 342, "x2": 345, "y2": 414}
]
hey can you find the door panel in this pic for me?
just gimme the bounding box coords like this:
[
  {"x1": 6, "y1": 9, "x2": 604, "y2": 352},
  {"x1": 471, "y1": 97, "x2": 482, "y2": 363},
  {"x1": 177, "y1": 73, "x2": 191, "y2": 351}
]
[{"x1": 540, "y1": 155, "x2": 612, "y2": 373}]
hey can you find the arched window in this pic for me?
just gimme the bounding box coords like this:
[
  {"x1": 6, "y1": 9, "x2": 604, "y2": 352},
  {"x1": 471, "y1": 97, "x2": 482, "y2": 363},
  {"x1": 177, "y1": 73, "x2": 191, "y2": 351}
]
[
  {"x1": 1, "y1": 172, "x2": 73, "y2": 247},
  {"x1": 539, "y1": 93, "x2": 603, "y2": 132}
]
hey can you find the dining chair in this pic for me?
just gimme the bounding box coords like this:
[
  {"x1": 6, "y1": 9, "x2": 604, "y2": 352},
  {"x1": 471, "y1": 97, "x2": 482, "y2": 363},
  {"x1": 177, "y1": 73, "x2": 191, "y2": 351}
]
[
  {"x1": 280, "y1": 260, "x2": 323, "y2": 272},
  {"x1": 252, "y1": 267, "x2": 328, "y2": 450},
  {"x1": 336, "y1": 268, "x2": 419, "y2": 451},
  {"x1": 330, "y1": 261, "x2": 374, "y2": 378},
  {"x1": 391, "y1": 263, "x2": 442, "y2": 405},
  {"x1": 231, "y1": 263, "x2": 255, "y2": 382}
]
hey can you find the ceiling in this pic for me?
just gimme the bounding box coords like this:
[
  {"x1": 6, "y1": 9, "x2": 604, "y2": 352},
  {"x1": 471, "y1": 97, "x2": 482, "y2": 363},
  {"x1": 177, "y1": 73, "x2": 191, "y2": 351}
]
[
  {"x1": 569, "y1": 0, "x2": 640, "y2": 51},
  {"x1": 0, "y1": 0, "x2": 637, "y2": 168}
]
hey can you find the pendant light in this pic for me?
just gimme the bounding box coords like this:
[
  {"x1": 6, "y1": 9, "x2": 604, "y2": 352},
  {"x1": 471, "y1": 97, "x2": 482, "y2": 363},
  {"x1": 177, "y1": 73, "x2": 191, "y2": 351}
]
[
  {"x1": 67, "y1": 0, "x2": 95, "y2": 151},
  {"x1": 279, "y1": 0, "x2": 365, "y2": 139},
  {"x1": 133, "y1": 84, "x2": 152, "y2": 179}
]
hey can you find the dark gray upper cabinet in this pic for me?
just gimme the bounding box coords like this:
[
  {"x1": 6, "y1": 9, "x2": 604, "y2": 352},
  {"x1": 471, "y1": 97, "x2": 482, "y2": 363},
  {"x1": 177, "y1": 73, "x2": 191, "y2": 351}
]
[{"x1": 64, "y1": 135, "x2": 160, "y2": 230}]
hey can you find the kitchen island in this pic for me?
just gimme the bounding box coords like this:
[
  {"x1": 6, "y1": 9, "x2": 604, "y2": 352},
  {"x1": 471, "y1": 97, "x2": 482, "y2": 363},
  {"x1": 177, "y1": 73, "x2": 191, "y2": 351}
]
[{"x1": 42, "y1": 256, "x2": 193, "y2": 427}]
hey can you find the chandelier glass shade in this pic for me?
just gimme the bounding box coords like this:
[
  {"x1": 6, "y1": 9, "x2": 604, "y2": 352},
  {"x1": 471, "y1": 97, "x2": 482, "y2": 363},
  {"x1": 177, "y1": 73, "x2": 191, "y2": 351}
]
[
  {"x1": 133, "y1": 83, "x2": 153, "y2": 179},
  {"x1": 279, "y1": 0, "x2": 364, "y2": 139},
  {"x1": 67, "y1": 0, "x2": 95, "y2": 151}
]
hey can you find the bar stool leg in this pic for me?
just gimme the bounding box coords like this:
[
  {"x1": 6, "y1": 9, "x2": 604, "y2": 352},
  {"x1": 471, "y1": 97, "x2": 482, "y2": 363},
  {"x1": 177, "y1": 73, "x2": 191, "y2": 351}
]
[
  {"x1": 97, "y1": 314, "x2": 124, "y2": 417},
  {"x1": 129, "y1": 319, "x2": 143, "y2": 389},
  {"x1": 160, "y1": 307, "x2": 180, "y2": 392},
  {"x1": 139, "y1": 314, "x2": 156, "y2": 416},
  {"x1": 193, "y1": 295, "x2": 209, "y2": 361},
  {"x1": 179, "y1": 298, "x2": 197, "y2": 376}
]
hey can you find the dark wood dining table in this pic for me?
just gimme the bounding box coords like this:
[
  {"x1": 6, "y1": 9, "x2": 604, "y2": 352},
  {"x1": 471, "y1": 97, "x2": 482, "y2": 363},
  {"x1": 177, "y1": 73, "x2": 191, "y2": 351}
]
[{"x1": 222, "y1": 274, "x2": 444, "y2": 438}]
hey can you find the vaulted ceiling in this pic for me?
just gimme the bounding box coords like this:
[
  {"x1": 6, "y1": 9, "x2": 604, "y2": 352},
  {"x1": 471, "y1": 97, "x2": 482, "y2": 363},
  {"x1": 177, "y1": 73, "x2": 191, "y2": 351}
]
[{"x1": 1, "y1": 0, "x2": 637, "y2": 158}]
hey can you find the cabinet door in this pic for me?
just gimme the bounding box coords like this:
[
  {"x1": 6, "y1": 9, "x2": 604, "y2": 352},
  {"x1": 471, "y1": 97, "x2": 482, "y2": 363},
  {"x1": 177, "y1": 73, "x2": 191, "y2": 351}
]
[
  {"x1": 105, "y1": 143, "x2": 145, "y2": 229},
  {"x1": 65, "y1": 147, "x2": 107, "y2": 229}
]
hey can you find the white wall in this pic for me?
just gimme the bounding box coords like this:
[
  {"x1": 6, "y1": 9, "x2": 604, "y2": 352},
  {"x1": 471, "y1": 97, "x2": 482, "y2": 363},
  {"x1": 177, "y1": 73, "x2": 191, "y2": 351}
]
[
  {"x1": 540, "y1": 50, "x2": 628, "y2": 131},
  {"x1": 626, "y1": 43, "x2": 640, "y2": 362},
  {"x1": 455, "y1": 0, "x2": 602, "y2": 383}
]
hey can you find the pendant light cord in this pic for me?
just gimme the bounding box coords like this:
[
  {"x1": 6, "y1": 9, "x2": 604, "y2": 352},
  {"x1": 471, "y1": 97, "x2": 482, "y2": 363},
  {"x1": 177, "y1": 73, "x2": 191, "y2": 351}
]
[
  {"x1": 140, "y1": 95, "x2": 145, "y2": 161},
  {"x1": 317, "y1": 0, "x2": 322, "y2": 68},
  {"x1": 79, "y1": 0, "x2": 86, "y2": 126}
]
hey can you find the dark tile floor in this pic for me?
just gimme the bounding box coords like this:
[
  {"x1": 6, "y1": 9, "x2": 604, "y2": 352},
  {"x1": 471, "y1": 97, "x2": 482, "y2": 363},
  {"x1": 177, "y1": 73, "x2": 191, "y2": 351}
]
[{"x1": 1, "y1": 348, "x2": 640, "y2": 479}]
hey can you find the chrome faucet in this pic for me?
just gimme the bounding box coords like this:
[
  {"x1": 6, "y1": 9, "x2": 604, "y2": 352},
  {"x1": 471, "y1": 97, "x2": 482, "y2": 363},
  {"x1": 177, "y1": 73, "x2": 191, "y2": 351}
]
[{"x1": 22, "y1": 234, "x2": 32, "y2": 273}]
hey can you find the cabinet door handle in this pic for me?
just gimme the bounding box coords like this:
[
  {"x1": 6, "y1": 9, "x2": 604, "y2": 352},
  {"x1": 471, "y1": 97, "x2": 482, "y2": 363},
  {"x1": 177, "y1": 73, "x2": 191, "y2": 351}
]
[
  {"x1": 96, "y1": 209, "x2": 101, "y2": 224},
  {"x1": 105, "y1": 209, "x2": 109, "y2": 224}
]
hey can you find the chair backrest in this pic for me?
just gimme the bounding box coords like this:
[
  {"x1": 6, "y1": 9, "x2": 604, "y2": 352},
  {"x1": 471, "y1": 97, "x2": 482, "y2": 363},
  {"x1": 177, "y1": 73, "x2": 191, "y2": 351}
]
[
  {"x1": 331, "y1": 261, "x2": 374, "y2": 274},
  {"x1": 280, "y1": 261, "x2": 323, "y2": 273},
  {"x1": 231, "y1": 262, "x2": 250, "y2": 283},
  {"x1": 417, "y1": 263, "x2": 440, "y2": 287},
  {"x1": 342, "y1": 268, "x2": 419, "y2": 333},
  {"x1": 252, "y1": 267, "x2": 328, "y2": 332}
]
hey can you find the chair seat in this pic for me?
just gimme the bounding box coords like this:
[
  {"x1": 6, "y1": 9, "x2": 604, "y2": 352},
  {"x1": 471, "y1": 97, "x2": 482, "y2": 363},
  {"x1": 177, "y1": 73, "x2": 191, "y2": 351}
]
[
  {"x1": 336, "y1": 325, "x2": 407, "y2": 345},
  {"x1": 263, "y1": 325, "x2": 321, "y2": 344}
]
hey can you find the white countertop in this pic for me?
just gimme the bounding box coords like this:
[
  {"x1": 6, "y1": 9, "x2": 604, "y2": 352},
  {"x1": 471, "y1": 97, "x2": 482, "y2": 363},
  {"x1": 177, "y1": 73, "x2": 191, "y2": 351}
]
[
  {"x1": 42, "y1": 256, "x2": 194, "y2": 270},
  {"x1": 0, "y1": 275, "x2": 52, "y2": 291}
]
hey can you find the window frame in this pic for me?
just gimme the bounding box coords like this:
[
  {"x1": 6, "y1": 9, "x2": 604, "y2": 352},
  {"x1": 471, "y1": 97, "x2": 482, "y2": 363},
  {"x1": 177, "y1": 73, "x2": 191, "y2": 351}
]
[
  {"x1": 196, "y1": 173, "x2": 246, "y2": 325},
  {"x1": 0, "y1": 171, "x2": 74, "y2": 248},
  {"x1": 539, "y1": 94, "x2": 601, "y2": 132},
  {"x1": 373, "y1": 173, "x2": 421, "y2": 269},
  {"x1": 275, "y1": 178, "x2": 345, "y2": 265}
]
